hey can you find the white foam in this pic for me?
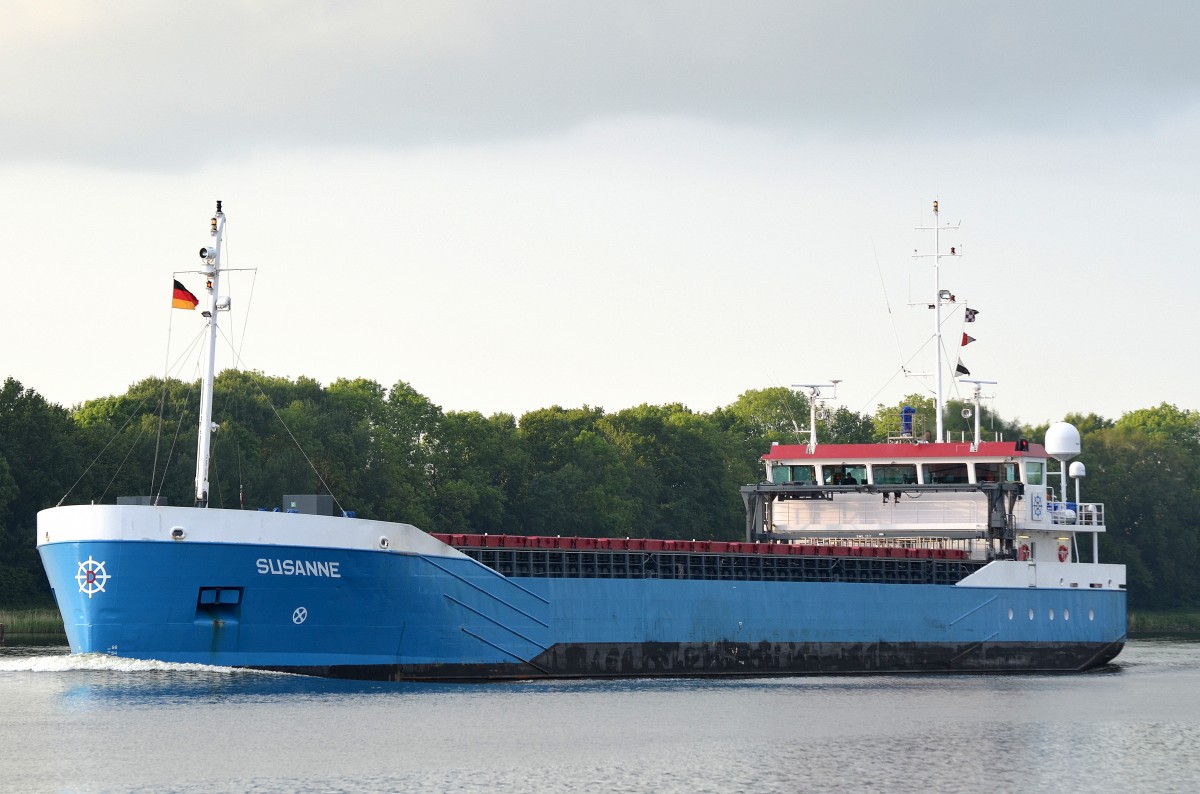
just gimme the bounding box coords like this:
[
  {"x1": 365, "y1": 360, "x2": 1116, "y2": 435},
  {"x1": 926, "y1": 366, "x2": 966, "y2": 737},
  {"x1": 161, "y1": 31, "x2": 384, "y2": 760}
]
[{"x1": 0, "y1": 653, "x2": 281, "y2": 675}]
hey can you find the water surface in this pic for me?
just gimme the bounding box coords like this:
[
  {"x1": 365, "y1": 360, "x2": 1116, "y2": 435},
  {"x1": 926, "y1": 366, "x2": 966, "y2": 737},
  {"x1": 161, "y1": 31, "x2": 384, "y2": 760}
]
[{"x1": 2, "y1": 638, "x2": 1198, "y2": 793}]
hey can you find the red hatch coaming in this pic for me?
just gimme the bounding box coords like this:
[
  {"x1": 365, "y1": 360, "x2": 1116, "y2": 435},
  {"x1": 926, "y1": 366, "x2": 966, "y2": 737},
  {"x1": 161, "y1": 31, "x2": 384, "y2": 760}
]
[{"x1": 761, "y1": 440, "x2": 1046, "y2": 462}]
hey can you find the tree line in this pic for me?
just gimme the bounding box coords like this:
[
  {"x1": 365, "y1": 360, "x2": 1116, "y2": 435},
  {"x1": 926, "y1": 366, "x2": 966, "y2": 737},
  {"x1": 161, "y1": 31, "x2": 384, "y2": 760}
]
[{"x1": 0, "y1": 374, "x2": 1196, "y2": 610}]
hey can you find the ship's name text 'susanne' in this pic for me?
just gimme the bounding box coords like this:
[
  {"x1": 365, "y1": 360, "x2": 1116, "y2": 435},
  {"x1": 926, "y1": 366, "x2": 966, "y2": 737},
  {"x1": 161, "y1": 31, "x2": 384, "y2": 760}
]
[{"x1": 256, "y1": 558, "x2": 341, "y2": 578}]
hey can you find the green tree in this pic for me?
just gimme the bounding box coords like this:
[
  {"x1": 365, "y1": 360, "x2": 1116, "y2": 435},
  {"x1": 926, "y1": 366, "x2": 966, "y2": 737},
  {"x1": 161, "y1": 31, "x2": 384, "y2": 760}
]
[
  {"x1": 513, "y1": 406, "x2": 638, "y2": 537},
  {"x1": 368, "y1": 380, "x2": 444, "y2": 527},
  {"x1": 600, "y1": 404, "x2": 741, "y2": 540},
  {"x1": 1080, "y1": 423, "x2": 1199, "y2": 608},
  {"x1": 713, "y1": 387, "x2": 811, "y2": 446},
  {"x1": 0, "y1": 379, "x2": 83, "y2": 605},
  {"x1": 430, "y1": 410, "x2": 526, "y2": 534},
  {"x1": 824, "y1": 406, "x2": 876, "y2": 444},
  {"x1": 1115, "y1": 403, "x2": 1200, "y2": 445},
  {"x1": 1077, "y1": 405, "x2": 1200, "y2": 609},
  {"x1": 711, "y1": 387, "x2": 811, "y2": 486}
]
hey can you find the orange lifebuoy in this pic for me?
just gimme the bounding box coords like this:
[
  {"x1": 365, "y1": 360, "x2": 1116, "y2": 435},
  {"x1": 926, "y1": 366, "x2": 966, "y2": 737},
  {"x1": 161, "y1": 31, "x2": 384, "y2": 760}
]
[
  {"x1": 1018, "y1": 543, "x2": 1030, "y2": 561},
  {"x1": 1058, "y1": 544, "x2": 1069, "y2": 563}
]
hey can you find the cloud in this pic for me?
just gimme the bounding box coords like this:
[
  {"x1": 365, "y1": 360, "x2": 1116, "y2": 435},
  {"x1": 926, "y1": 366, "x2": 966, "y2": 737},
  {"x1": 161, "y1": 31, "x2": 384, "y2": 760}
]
[{"x1": 3, "y1": 1, "x2": 1199, "y2": 170}]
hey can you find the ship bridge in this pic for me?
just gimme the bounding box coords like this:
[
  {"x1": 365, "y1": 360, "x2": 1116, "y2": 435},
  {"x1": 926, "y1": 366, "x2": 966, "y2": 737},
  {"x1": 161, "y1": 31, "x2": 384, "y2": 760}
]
[{"x1": 742, "y1": 439, "x2": 1107, "y2": 563}]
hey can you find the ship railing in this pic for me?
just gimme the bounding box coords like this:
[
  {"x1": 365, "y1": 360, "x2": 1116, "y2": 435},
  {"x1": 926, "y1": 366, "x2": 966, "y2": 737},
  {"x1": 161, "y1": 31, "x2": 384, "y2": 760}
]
[
  {"x1": 765, "y1": 535, "x2": 995, "y2": 561},
  {"x1": 777, "y1": 535, "x2": 979, "y2": 556},
  {"x1": 878, "y1": 410, "x2": 928, "y2": 443},
  {"x1": 1047, "y1": 501, "x2": 1105, "y2": 527}
]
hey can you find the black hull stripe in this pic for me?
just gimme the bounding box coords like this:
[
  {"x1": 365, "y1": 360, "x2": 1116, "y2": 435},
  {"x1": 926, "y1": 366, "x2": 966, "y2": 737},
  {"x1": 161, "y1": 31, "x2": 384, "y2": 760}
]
[{"x1": 255, "y1": 639, "x2": 1126, "y2": 682}]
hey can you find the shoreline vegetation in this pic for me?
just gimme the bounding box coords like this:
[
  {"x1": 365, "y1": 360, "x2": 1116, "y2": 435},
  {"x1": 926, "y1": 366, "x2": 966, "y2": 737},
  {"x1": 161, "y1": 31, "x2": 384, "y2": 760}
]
[
  {"x1": 1127, "y1": 609, "x2": 1200, "y2": 634},
  {"x1": 0, "y1": 608, "x2": 65, "y2": 637},
  {"x1": 2, "y1": 608, "x2": 1199, "y2": 644}
]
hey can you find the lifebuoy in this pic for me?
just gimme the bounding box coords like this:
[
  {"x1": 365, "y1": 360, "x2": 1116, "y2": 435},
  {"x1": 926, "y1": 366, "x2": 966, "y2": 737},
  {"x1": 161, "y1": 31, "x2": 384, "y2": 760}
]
[
  {"x1": 1058, "y1": 544, "x2": 1069, "y2": 563},
  {"x1": 1018, "y1": 543, "x2": 1030, "y2": 561}
]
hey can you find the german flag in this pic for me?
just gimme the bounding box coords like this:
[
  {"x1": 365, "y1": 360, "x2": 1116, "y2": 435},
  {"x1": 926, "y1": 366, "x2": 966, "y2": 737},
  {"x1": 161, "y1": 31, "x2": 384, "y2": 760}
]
[{"x1": 172, "y1": 279, "x2": 199, "y2": 310}]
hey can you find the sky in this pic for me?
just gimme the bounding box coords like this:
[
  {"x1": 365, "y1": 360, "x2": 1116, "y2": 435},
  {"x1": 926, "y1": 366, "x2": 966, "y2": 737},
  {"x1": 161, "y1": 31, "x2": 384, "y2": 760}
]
[{"x1": 3, "y1": 1, "x2": 1198, "y2": 430}]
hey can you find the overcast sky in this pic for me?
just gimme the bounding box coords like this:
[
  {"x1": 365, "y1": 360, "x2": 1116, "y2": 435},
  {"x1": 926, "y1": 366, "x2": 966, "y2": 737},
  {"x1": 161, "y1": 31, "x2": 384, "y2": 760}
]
[{"x1": 3, "y1": 1, "x2": 1198, "y2": 431}]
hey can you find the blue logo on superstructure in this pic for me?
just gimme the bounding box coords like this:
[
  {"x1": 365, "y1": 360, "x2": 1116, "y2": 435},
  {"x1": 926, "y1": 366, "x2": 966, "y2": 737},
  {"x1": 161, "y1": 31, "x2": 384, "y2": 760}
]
[{"x1": 1032, "y1": 493, "x2": 1044, "y2": 520}]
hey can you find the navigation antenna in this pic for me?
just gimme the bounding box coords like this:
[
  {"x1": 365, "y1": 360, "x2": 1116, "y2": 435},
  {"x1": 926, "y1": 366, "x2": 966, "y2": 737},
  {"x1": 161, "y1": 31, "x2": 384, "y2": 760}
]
[
  {"x1": 959, "y1": 378, "x2": 997, "y2": 451},
  {"x1": 913, "y1": 199, "x2": 961, "y2": 441},
  {"x1": 791, "y1": 381, "x2": 840, "y2": 453}
]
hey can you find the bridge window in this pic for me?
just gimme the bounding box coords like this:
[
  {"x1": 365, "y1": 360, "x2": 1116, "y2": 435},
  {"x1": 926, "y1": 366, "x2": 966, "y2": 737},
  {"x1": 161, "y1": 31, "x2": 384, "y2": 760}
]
[
  {"x1": 823, "y1": 464, "x2": 866, "y2": 485},
  {"x1": 1026, "y1": 461, "x2": 1045, "y2": 485},
  {"x1": 921, "y1": 462, "x2": 968, "y2": 484},
  {"x1": 975, "y1": 462, "x2": 1019, "y2": 483},
  {"x1": 770, "y1": 465, "x2": 815, "y2": 484},
  {"x1": 791, "y1": 465, "x2": 815, "y2": 484},
  {"x1": 873, "y1": 464, "x2": 917, "y2": 485}
]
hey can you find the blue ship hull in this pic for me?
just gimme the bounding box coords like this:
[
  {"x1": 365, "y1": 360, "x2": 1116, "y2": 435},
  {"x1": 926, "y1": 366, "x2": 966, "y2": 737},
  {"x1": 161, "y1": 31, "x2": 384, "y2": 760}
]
[
  {"x1": 38, "y1": 203, "x2": 1126, "y2": 680},
  {"x1": 39, "y1": 536, "x2": 1126, "y2": 679}
]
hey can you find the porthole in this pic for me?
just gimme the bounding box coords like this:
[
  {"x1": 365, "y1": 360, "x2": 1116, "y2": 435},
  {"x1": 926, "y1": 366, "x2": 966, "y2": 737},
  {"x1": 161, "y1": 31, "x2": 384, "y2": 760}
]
[
  {"x1": 1008, "y1": 608, "x2": 1014, "y2": 621},
  {"x1": 1028, "y1": 608, "x2": 1035, "y2": 621},
  {"x1": 1064, "y1": 609, "x2": 1070, "y2": 621},
  {"x1": 1049, "y1": 608, "x2": 1055, "y2": 621},
  {"x1": 1089, "y1": 609, "x2": 1095, "y2": 621}
]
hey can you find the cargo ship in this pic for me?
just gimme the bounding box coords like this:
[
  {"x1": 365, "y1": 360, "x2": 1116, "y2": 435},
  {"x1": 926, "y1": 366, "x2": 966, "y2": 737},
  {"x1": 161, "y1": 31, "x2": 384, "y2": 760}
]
[{"x1": 36, "y1": 202, "x2": 1125, "y2": 680}]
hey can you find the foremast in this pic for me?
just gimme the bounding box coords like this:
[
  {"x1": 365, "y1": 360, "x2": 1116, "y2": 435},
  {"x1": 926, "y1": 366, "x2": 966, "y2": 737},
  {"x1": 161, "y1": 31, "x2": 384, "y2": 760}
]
[
  {"x1": 914, "y1": 200, "x2": 960, "y2": 441},
  {"x1": 194, "y1": 201, "x2": 226, "y2": 507}
]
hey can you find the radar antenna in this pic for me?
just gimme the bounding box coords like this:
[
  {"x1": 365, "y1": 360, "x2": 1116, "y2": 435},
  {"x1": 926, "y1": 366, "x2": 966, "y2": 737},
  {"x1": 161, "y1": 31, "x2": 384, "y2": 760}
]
[
  {"x1": 958, "y1": 378, "x2": 997, "y2": 450},
  {"x1": 791, "y1": 381, "x2": 840, "y2": 453}
]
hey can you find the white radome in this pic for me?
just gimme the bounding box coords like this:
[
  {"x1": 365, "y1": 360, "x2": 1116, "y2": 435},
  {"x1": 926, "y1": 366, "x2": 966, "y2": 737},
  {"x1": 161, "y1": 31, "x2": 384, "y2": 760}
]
[{"x1": 1044, "y1": 421, "x2": 1082, "y2": 461}]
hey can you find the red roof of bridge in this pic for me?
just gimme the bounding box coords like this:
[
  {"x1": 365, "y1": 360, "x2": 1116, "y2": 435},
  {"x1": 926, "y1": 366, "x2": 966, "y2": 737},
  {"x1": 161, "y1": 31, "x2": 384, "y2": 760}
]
[{"x1": 762, "y1": 440, "x2": 1046, "y2": 462}]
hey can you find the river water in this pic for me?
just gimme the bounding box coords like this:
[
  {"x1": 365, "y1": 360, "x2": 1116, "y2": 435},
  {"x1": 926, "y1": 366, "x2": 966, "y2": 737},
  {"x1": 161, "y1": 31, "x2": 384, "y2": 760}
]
[{"x1": 2, "y1": 637, "x2": 1198, "y2": 794}]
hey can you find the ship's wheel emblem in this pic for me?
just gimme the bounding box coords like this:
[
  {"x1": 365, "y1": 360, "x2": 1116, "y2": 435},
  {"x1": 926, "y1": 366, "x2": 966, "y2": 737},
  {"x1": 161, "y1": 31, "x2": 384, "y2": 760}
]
[
  {"x1": 292, "y1": 607, "x2": 308, "y2": 625},
  {"x1": 75, "y1": 556, "x2": 110, "y2": 598},
  {"x1": 1032, "y1": 493, "x2": 1044, "y2": 520}
]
